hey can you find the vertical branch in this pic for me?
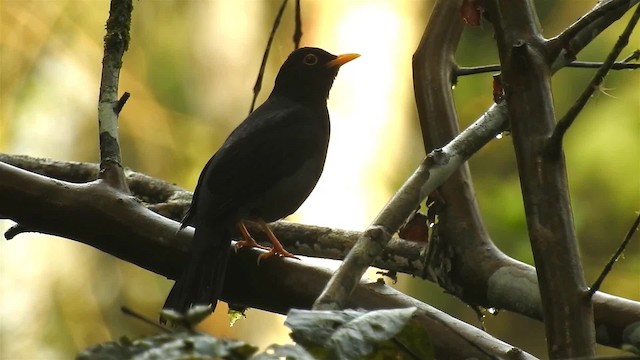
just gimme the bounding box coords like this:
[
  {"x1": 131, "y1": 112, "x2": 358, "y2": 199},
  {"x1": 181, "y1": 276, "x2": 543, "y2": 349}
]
[
  {"x1": 293, "y1": 0, "x2": 303, "y2": 50},
  {"x1": 413, "y1": 0, "x2": 505, "y2": 306},
  {"x1": 98, "y1": 0, "x2": 133, "y2": 191},
  {"x1": 413, "y1": 0, "x2": 464, "y2": 153},
  {"x1": 484, "y1": 0, "x2": 595, "y2": 358}
]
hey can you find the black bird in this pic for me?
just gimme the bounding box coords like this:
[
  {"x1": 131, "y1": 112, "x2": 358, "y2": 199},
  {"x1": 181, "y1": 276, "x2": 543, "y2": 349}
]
[{"x1": 163, "y1": 47, "x2": 359, "y2": 313}]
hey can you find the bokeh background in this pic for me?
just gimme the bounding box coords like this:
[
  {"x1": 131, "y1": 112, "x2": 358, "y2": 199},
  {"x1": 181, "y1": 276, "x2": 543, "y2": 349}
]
[{"x1": 1, "y1": 0, "x2": 638, "y2": 358}]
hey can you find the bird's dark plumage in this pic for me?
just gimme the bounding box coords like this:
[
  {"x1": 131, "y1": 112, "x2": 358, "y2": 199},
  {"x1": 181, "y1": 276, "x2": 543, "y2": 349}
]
[{"x1": 163, "y1": 47, "x2": 358, "y2": 313}]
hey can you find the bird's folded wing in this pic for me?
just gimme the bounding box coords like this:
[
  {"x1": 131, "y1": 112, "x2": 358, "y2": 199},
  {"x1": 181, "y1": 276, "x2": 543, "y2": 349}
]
[{"x1": 193, "y1": 100, "x2": 329, "y2": 221}]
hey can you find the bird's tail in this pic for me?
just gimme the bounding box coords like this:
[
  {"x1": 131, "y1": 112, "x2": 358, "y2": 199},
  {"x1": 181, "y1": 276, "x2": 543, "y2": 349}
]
[{"x1": 163, "y1": 223, "x2": 231, "y2": 314}]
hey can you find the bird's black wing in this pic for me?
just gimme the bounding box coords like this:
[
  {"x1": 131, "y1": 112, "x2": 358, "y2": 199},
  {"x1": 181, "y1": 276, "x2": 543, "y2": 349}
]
[{"x1": 185, "y1": 96, "x2": 330, "y2": 225}]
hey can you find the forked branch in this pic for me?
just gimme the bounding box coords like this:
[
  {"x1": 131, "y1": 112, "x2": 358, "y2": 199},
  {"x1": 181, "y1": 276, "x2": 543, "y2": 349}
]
[{"x1": 546, "y1": 4, "x2": 640, "y2": 158}]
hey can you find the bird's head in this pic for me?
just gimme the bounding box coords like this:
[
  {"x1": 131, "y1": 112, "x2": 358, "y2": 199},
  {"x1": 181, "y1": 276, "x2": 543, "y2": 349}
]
[{"x1": 271, "y1": 47, "x2": 359, "y2": 103}]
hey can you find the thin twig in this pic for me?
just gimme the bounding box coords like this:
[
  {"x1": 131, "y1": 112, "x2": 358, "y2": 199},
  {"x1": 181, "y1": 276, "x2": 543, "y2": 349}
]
[
  {"x1": 456, "y1": 65, "x2": 501, "y2": 76},
  {"x1": 456, "y1": 59, "x2": 640, "y2": 77},
  {"x1": 588, "y1": 212, "x2": 640, "y2": 298},
  {"x1": 121, "y1": 306, "x2": 173, "y2": 333},
  {"x1": 622, "y1": 49, "x2": 640, "y2": 62},
  {"x1": 567, "y1": 60, "x2": 640, "y2": 69},
  {"x1": 249, "y1": 0, "x2": 288, "y2": 114},
  {"x1": 546, "y1": 4, "x2": 640, "y2": 159},
  {"x1": 293, "y1": 0, "x2": 302, "y2": 50}
]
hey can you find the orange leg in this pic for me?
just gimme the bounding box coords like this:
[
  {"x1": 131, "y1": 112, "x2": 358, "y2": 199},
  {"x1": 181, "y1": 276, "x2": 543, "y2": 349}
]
[
  {"x1": 256, "y1": 219, "x2": 300, "y2": 263},
  {"x1": 234, "y1": 221, "x2": 269, "y2": 251}
]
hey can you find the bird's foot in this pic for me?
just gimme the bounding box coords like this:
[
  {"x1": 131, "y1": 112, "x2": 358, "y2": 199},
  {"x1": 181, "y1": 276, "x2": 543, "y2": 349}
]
[
  {"x1": 257, "y1": 245, "x2": 300, "y2": 264},
  {"x1": 235, "y1": 221, "x2": 269, "y2": 252},
  {"x1": 234, "y1": 237, "x2": 270, "y2": 252},
  {"x1": 255, "y1": 219, "x2": 300, "y2": 264}
]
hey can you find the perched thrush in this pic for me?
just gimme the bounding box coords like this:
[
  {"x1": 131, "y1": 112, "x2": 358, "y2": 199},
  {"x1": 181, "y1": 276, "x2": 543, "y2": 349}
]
[{"x1": 163, "y1": 47, "x2": 359, "y2": 313}]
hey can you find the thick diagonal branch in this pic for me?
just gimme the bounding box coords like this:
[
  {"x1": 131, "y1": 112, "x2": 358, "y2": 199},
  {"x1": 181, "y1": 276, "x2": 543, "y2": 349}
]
[
  {"x1": 1, "y1": 155, "x2": 639, "y2": 350},
  {"x1": 0, "y1": 161, "x2": 535, "y2": 359}
]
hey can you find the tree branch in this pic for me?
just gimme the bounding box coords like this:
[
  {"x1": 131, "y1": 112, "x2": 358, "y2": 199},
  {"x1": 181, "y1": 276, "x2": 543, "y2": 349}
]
[
  {"x1": 293, "y1": 0, "x2": 302, "y2": 50},
  {"x1": 113, "y1": 91, "x2": 130, "y2": 115},
  {"x1": 312, "y1": 0, "x2": 470, "y2": 312},
  {"x1": 1, "y1": 155, "x2": 638, "y2": 351},
  {"x1": 4, "y1": 0, "x2": 638, "y2": 356},
  {"x1": 456, "y1": 59, "x2": 640, "y2": 77},
  {"x1": 410, "y1": 0, "x2": 510, "y2": 324},
  {"x1": 546, "y1": 4, "x2": 640, "y2": 158},
  {"x1": 406, "y1": 0, "x2": 640, "y2": 353},
  {"x1": 249, "y1": 0, "x2": 288, "y2": 114},
  {"x1": 548, "y1": 0, "x2": 640, "y2": 71},
  {"x1": 227, "y1": 252, "x2": 539, "y2": 360},
  {"x1": 485, "y1": 0, "x2": 595, "y2": 357},
  {"x1": 0, "y1": 153, "x2": 428, "y2": 277},
  {"x1": 413, "y1": 4, "x2": 638, "y2": 324},
  {"x1": 566, "y1": 59, "x2": 640, "y2": 69},
  {"x1": 413, "y1": 0, "x2": 465, "y2": 154},
  {"x1": 0, "y1": 160, "x2": 535, "y2": 359},
  {"x1": 589, "y1": 212, "x2": 640, "y2": 298},
  {"x1": 313, "y1": 78, "x2": 507, "y2": 310},
  {"x1": 98, "y1": 0, "x2": 132, "y2": 191},
  {"x1": 622, "y1": 49, "x2": 640, "y2": 61}
]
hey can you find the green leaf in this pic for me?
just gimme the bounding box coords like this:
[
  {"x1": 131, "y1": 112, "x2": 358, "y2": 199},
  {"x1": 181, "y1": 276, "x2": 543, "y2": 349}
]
[
  {"x1": 76, "y1": 332, "x2": 257, "y2": 360},
  {"x1": 285, "y1": 307, "x2": 433, "y2": 360},
  {"x1": 285, "y1": 308, "x2": 364, "y2": 346},
  {"x1": 327, "y1": 308, "x2": 417, "y2": 359}
]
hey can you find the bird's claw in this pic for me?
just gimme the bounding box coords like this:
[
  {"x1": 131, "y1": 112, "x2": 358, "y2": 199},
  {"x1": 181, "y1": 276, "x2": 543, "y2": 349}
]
[
  {"x1": 234, "y1": 239, "x2": 269, "y2": 253},
  {"x1": 257, "y1": 247, "x2": 300, "y2": 265}
]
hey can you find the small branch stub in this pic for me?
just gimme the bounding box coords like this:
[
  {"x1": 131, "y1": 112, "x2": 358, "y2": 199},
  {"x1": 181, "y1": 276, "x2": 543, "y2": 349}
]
[{"x1": 114, "y1": 92, "x2": 131, "y2": 115}]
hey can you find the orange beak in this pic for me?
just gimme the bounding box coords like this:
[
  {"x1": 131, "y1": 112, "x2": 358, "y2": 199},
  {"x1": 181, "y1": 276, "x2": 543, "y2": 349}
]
[{"x1": 326, "y1": 53, "x2": 360, "y2": 68}]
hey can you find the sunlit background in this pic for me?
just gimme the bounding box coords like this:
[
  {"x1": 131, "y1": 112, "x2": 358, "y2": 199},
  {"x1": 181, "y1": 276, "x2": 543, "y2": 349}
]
[{"x1": 1, "y1": 1, "x2": 638, "y2": 358}]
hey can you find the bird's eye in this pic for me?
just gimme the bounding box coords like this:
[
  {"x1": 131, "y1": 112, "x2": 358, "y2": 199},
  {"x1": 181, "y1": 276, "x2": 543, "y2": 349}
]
[{"x1": 303, "y1": 53, "x2": 318, "y2": 66}]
